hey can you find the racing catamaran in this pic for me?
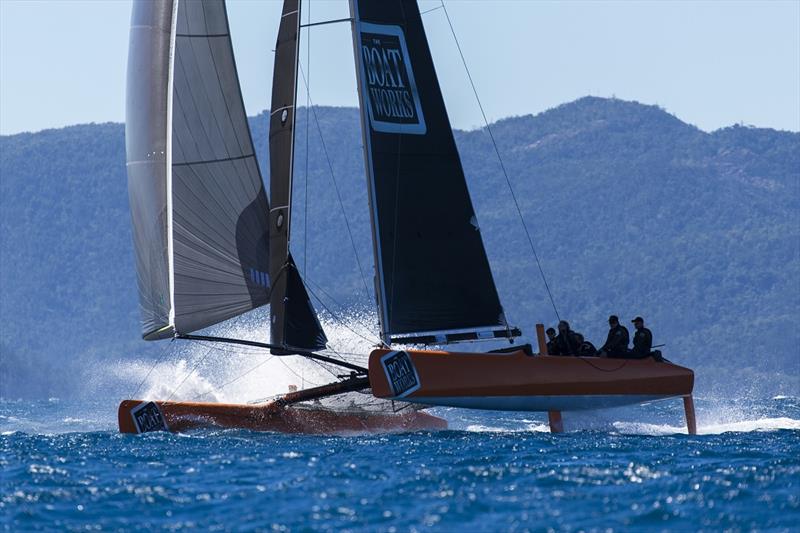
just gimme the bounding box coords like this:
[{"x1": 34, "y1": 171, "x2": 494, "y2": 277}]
[{"x1": 119, "y1": 0, "x2": 695, "y2": 435}]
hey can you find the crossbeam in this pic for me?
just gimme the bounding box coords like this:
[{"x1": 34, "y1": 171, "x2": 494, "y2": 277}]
[{"x1": 277, "y1": 376, "x2": 371, "y2": 406}]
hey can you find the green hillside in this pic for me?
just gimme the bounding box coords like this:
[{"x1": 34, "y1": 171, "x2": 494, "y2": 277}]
[{"x1": 1, "y1": 97, "x2": 798, "y2": 398}]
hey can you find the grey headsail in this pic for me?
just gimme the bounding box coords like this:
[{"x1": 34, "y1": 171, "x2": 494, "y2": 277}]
[
  {"x1": 268, "y1": 0, "x2": 327, "y2": 352},
  {"x1": 349, "y1": 0, "x2": 518, "y2": 345},
  {"x1": 126, "y1": 0, "x2": 271, "y2": 339},
  {"x1": 126, "y1": 0, "x2": 174, "y2": 338}
]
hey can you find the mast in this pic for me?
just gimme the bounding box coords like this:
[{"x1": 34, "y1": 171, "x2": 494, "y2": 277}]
[
  {"x1": 268, "y1": 0, "x2": 328, "y2": 353},
  {"x1": 348, "y1": 0, "x2": 390, "y2": 344}
]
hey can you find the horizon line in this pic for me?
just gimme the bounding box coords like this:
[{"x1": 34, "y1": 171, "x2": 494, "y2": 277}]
[{"x1": 1, "y1": 95, "x2": 798, "y2": 137}]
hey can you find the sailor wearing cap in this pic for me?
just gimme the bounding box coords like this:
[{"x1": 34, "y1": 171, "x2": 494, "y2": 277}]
[
  {"x1": 630, "y1": 316, "x2": 653, "y2": 359},
  {"x1": 598, "y1": 315, "x2": 629, "y2": 358},
  {"x1": 555, "y1": 320, "x2": 580, "y2": 356}
]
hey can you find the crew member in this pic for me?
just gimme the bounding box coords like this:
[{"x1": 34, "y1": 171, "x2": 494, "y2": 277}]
[
  {"x1": 555, "y1": 320, "x2": 579, "y2": 356},
  {"x1": 575, "y1": 333, "x2": 598, "y2": 356},
  {"x1": 630, "y1": 316, "x2": 653, "y2": 359},
  {"x1": 545, "y1": 327, "x2": 560, "y2": 355},
  {"x1": 599, "y1": 315, "x2": 630, "y2": 358}
]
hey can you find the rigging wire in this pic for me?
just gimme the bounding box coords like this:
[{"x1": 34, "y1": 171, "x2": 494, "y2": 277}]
[
  {"x1": 304, "y1": 279, "x2": 383, "y2": 347},
  {"x1": 297, "y1": 353, "x2": 394, "y2": 411},
  {"x1": 318, "y1": 349, "x2": 370, "y2": 359},
  {"x1": 303, "y1": 0, "x2": 311, "y2": 275},
  {"x1": 304, "y1": 275, "x2": 381, "y2": 343},
  {"x1": 439, "y1": 0, "x2": 561, "y2": 323},
  {"x1": 178, "y1": 337, "x2": 271, "y2": 357},
  {"x1": 419, "y1": 5, "x2": 444, "y2": 16},
  {"x1": 191, "y1": 355, "x2": 276, "y2": 401},
  {"x1": 129, "y1": 337, "x2": 174, "y2": 399},
  {"x1": 185, "y1": 344, "x2": 373, "y2": 402},
  {"x1": 276, "y1": 356, "x2": 325, "y2": 388},
  {"x1": 322, "y1": 343, "x2": 369, "y2": 367},
  {"x1": 165, "y1": 342, "x2": 215, "y2": 401},
  {"x1": 306, "y1": 355, "x2": 343, "y2": 380},
  {"x1": 296, "y1": 61, "x2": 374, "y2": 305}
]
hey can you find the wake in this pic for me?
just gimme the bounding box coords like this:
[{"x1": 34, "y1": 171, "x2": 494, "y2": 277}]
[
  {"x1": 91, "y1": 311, "x2": 378, "y2": 405},
  {"x1": 449, "y1": 396, "x2": 800, "y2": 435},
  {"x1": 612, "y1": 416, "x2": 800, "y2": 435}
]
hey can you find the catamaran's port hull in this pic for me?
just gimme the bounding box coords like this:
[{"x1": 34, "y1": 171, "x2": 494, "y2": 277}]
[
  {"x1": 368, "y1": 349, "x2": 694, "y2": 411},
  {"x1": 118, "y1": 399, "x2": 447, "y2": 435}
]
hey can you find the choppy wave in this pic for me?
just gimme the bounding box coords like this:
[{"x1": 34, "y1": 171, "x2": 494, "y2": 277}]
[
  {"x1": 460, "y1": 417, "x2": 800, "y2": 436},
  {"x1": 2, "y1": 402, "x2": 799, "y2": 531},
  {"x1": 612, "y1": 417, "x2": 800, "y2": 436},
  {"x1": 2, "y1": 393, "x2": 799, "y2": 438},
  {"x1": 464, "y1": 422, "x2": 552, "y2": 433}
]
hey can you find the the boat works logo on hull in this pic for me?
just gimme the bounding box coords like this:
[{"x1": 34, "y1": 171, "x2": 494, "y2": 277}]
[
  {"x1": 130, "y1": 401, "x2": 167, "y2": 433},
  {"x1": 359, "y1": 23, "x2": 426, "y2": 135},
  {"x1": 380, "y1": 350, "x2": 421, "y2": 398}
]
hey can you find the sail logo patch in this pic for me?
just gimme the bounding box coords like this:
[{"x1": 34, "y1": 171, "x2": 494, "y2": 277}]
[
  {"x1": 359, "y1": 23, "x2": 426, "y2": 135},
  {"x1": 130, "y1": 401, "x2": 168, "y2": 433},
  {"x1": 249, "y1": 268, "x2": 270, "y2": 289},
  {"x1": 380, "y1": 350, "x2": 421, "y2": 398}
]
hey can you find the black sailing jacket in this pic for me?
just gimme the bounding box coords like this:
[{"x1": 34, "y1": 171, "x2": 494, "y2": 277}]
[
  {"x1": 600, "y1": 324, "x2": 630, "y2": 356},
  {"x1": 546, "y1": 339, "x2": 560, "y2": 356},
  {"x1": 555, "y1": 331, "x2": 580, "y2": 356},
  {"x1": 631, "y1": 327, "x2": 653, "y2": 357}
]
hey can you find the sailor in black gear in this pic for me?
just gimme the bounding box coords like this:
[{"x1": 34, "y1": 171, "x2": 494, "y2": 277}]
[
  {"x1": 599, "y1": 315, "x2": 630, "y2": 358},
  {"x1": 629, "y1": 316, "x2": 653, "y2": 359},
  {"x1": 575, "y1": 333, "x2": 598, "y2": 356},
  {"x1": 555, "y1": 320, "x2": 580, "y2": 356},
  {"x1": 545, "y1": 327, "x2": 560, "y2": 355}
]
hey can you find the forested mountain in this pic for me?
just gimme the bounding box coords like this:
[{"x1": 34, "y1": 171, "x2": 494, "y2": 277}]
[{"x1": 1, "y1": 97, "x2": 798, "y2": 398}]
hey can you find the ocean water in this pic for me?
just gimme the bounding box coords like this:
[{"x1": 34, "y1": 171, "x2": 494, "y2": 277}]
[{"x1": 2, "y1": 396, "x2": 799, "y2": 531}]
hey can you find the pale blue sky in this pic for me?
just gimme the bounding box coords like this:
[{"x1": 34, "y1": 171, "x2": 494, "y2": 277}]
[{"x1": 1, "y1": 0, "x2": 798, "y2": 135}]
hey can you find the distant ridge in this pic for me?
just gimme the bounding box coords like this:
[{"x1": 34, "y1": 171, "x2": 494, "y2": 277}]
[{"x1": 1, "y1": 97, "x2": 798, "y2": 398}]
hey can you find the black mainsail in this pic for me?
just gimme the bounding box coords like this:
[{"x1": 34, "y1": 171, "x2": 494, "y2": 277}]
[
  {"x1": 268, "y1": 0, "x2": 328, "y2": 353},
  {"x1": 349, "y1": 0, "x2": 517, "y2": 345},
  {"x1": 126, "y1": 0, "x2": 325, "y2": 349}
]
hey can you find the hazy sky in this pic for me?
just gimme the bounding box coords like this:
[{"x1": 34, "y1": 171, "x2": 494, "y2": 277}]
[{"x1": 1, "y1": 0, "x2": 798, "y2": 135}]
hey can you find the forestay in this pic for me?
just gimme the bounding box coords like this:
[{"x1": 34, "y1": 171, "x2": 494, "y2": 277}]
[{"x1": 349, "y1": 0, "x2": 517, "y2": 345}]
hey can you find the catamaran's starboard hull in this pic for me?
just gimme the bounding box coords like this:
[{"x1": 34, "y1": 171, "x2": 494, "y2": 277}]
[
  {"x1": 118, "y1": 399, "x2": 447, "y2": 435},
  {"x1": 406, "y1": 394, "x2": 676, "y2": 411},
  {"x1": 368, "y1": 349, "x2": 694, "y2": 411}
]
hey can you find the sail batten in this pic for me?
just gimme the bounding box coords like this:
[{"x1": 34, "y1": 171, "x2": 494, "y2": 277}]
[{"x1": 350, "y1": 0, "x2": 514, "y2": 344}]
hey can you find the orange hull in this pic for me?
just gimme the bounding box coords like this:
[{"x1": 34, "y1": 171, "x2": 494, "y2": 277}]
[
  {"x1": 369, "y1": 349, "x2": 694, "y2": 411},
  {"x1": 118, "y1": 399, "x2": 447, "y2": 435}
]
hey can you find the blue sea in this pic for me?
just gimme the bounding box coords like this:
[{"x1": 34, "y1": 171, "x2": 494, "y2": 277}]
[{"x1": 2, "y1": 396, "x2": 799, "y2": 531}]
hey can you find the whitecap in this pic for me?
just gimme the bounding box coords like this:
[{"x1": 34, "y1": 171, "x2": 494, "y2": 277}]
[{"x1": 612, "y1": 417, "x2": 800, "y2": 435}]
